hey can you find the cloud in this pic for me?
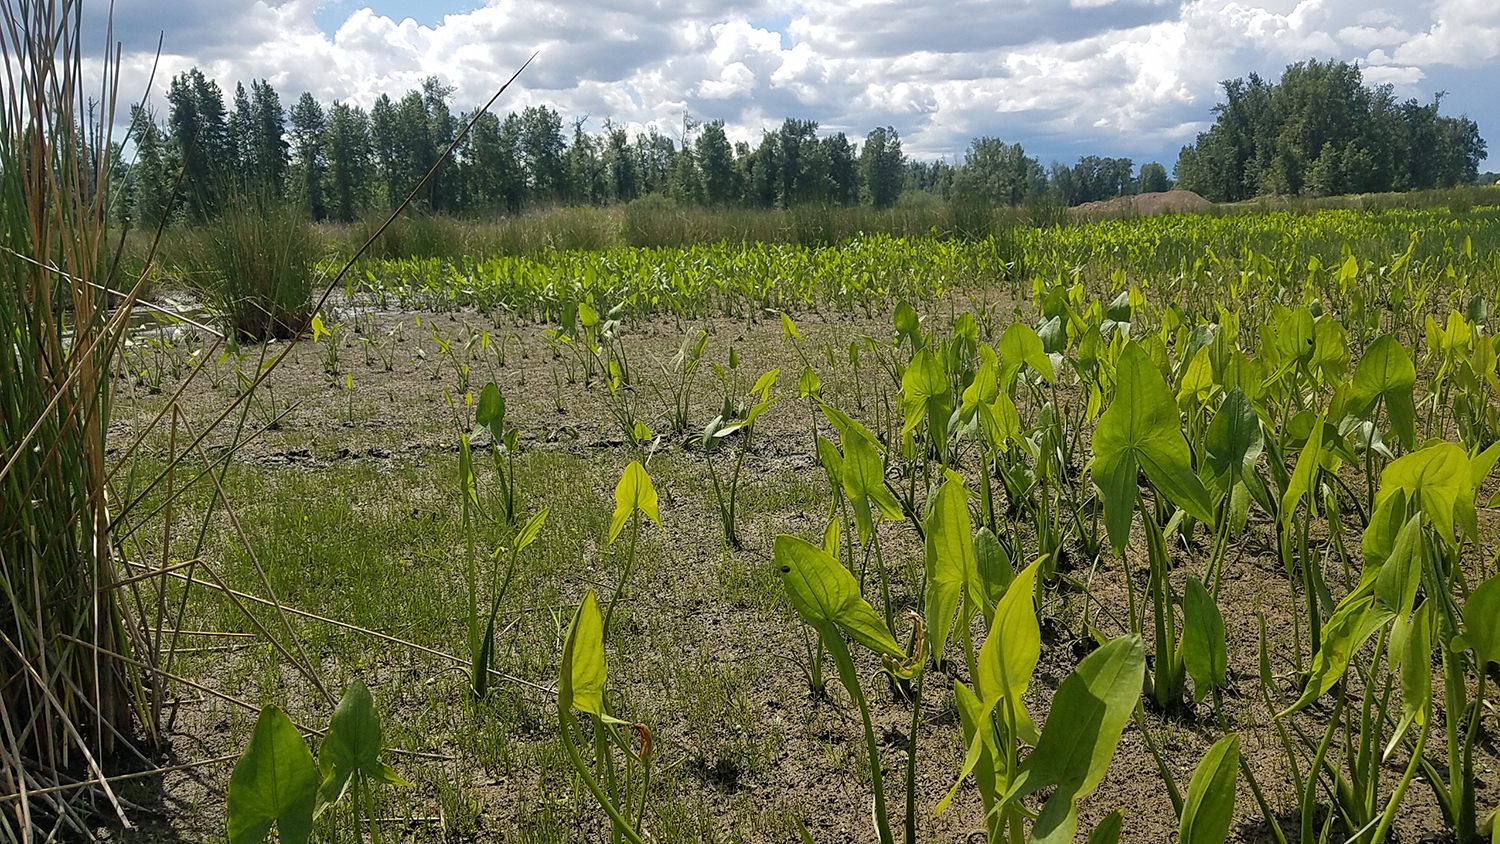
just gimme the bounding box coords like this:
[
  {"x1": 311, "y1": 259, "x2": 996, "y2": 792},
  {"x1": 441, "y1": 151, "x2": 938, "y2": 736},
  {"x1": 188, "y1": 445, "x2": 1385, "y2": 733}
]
[{"x1": 85, "y1": 0, "x2": 1494, "y2": 167}]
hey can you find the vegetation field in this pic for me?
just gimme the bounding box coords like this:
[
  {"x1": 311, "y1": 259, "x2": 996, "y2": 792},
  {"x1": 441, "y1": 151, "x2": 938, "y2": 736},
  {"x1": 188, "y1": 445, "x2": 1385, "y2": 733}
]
[{"x1": 68, "y1": 203, "x2": 1500, "y2": 844}]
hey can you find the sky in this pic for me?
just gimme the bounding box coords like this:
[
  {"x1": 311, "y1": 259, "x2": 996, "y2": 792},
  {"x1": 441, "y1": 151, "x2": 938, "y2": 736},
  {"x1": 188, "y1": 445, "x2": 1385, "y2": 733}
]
[{"x1": 84, "y1": 0, "x2": 1499, "y2": 171}]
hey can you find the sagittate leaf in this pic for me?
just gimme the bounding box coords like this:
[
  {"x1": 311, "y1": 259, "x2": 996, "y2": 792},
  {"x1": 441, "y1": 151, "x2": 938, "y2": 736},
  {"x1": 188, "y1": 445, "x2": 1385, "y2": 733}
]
[
  {"x1": 1091, "y1": 342, "x2": 1214, "y2": 552},
  {"x1": 1008, "y1": 634, "x2": 1145, "y2": 803},
  {"x1": 228, "y1": 706, "x2": 318, "y2": 844},
  {"x1": 999, "y1": 322, "x2": 1054, "y2": 389},
  {"x1": 974, "y1": 526, "x2": 1013, "y2": 612},
  {"x1": 924, "y1": 479, "x2": 980, "y2": 661},
  {"x1": 317, "y1": 681, "x2": 410, "y2": 811},
  {"x1": 1181, "y1": 576, "x2": 1228, "y2": 703},
  {"x1": 608, "y1": 461, "x2": 661, "y2": 544},
  {"x1": 1350, "y1": 335, "x2": 1417, "y2": 449},
  {"x1": 775, "y1": 535, "x2": 905, "y2": 660},
  {"x1": 1179, "y1": 733, "x2": 1240, "y2": 844},
  {"x1": 1377, "y1": 442, "x2": 1474, "y2": 545},
  {"x1": 559, "y1": 589, "x2": 606, "y2": 716},
  {"x1": 901, "y1": 347, "x2": 951, "y2": 449}
]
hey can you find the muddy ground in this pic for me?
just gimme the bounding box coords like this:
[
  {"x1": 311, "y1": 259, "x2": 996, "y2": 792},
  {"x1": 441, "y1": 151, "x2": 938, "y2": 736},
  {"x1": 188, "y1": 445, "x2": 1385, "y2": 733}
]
[{"x1": 94, "y1": 295, "x2": 1498, "y2": 844}]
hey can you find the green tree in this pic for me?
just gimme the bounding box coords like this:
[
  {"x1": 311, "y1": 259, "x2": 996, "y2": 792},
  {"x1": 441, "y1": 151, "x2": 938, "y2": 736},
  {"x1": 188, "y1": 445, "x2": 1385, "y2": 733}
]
[
  {"x1": 1138, "y1": 161, "x2": 1171, "y2": 193},
  {"x1": 953, "y1": 137, "x2": 1043, "y2": 207},
  {"x1": 695, "y1": 120, "x2": 737, "y2": 205},
  {"x1": 324, "y1": 102, "x2": 372, "y2": 223},
  {"x1": 127, "y1": 104, "x2": 176, "y2": 228},
  {"x1": 519, "y1": 105, "x2": 567, "y2": 204},
  {"x1": 289, "y1": 92, "x2": 327, "y2": 221},
  {"x1": 823, "y1": 132, "x2": 859, "y2": 205},
  {"x1": 565, "y1": 119, "x2": 607, "y2": 205},
  {"x1": 860, "y1": 126, "x2": 905, "y2": 207},
  {"x1": 166, "y1": 67, "x2": 231, "y2": 222},
  {"x1": 603, "y1": 121, "x2": 639, "y2": 203}
]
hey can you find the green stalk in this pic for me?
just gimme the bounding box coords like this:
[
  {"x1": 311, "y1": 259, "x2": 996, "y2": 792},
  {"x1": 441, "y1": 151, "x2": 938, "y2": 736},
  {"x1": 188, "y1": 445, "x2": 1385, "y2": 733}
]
[
  {"x1": 558, "y1": 708, "x2": 647, "y2": 844},
  {"x1": 1369, "y1": 718, "x2": 1429, "y2": 844},
  {"x1": 903, "y1": 662, "x2": 924, "y2": 844},
  {"x1": 602, "y1": 511, "x2": 640, "y2": 639},
  {"x1": 825, "y1": 631, "x2": 895, "y2": 844}
]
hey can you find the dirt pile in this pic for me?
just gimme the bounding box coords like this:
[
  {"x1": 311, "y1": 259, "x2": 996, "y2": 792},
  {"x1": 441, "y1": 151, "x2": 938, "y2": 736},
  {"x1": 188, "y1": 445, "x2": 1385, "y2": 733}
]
[{"x1": 1068, "y1": 189, "x2": 1213, "y2": 220}]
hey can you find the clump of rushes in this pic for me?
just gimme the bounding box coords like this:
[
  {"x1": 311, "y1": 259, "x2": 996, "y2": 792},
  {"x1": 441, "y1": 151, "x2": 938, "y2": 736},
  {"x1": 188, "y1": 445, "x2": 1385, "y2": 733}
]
[
  {"x1": 0, "y1": 0, "x2": 157, "y2": 834},
  {"x1": 193, "y1": 195, "x2": 321, "y2": 341}
]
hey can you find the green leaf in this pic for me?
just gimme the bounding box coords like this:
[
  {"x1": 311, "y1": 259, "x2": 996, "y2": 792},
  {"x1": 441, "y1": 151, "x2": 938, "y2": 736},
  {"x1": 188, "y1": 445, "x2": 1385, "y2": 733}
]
[
  {"x1": 775, "y1": 535, "x2": 905, "y2": 660},
  {"x1": 1181, "y1": 576, "x2": 1228, "y2": 703},
  {"x1": 475, "y1": 382, "x2": 506, "y2": 441},
  {"x1": 1386, "y1": 601, "x2": 1432, "y2": 759},
  {"x1": 317, "y1": 681, "x2": 410, "y2": 811},
  {"x1": 798, "y1": 366, "x2": 822, "y2": 400},
  {"x1": 1280, "y1": 592, "x2": 1393, "y2": 716},
  {"x1": 1204, "y1": 387, "x2": 1262, "y2": 491},
  {"x1": 1179, "y1": 733, "x2": 1240, "y2": 844},
  {"x1": 781, "y1": 311, "x2": 800, "y2": 341},
  {"x1": 999, "y1": 322, "x2": 1054, "y2": 389},
  {"x1": 608, "y1": 461, "x2": 661, "y2": 544},
  {"x1": 560, "y1": 589, "x2": 606, "y2": 716},
  {"x1": 1361, "y1": 488, "x2": 1408, "y2": 571},
  {"x1": 976, "y1": 558, "x2": 1042, "y2": 744},
  {"x1": 1092, "y1": 342, "x2": 1214, "y2": 552},
  {"x1": 228, "y1": 706, "x2": 318, "y2": 844},
  {"x1": 513, "y1": 508, "x2": 549, "y2": 554},
  {"x1": 1279, "y1": 412, "x2": 1326, "y2": 524},
  {"x1": 1373, "y1": 515, "x2": 1423, "y2": 617},
  {"x1": 894, "y1": 300, "x2": 922, "y2": 348},
  {"x1": 1377, "y1": 442, "x2": 1473, "y2": 545},
  {"x1": 1459, "y1": 572, "x2": 1500, "y2": 669},
  {"x1": 901, "y1": 347, "x2": 951, "y2": 450},
  {"x1": 924, "y1": 479, "x2": 979, "y2": 661},
  {"x1": 1350, "y1": 335, "x2": 1417, "y2": 449},
  {"x1": 1007, "y1": 634, "x2": 1145, "y2": 805},
  {"x1": 974, "y1": 526, "x2": 1013, "y2": 612},
  {"x1": 1087, "y1": 811, "x2": 1124, "y2": 844}
]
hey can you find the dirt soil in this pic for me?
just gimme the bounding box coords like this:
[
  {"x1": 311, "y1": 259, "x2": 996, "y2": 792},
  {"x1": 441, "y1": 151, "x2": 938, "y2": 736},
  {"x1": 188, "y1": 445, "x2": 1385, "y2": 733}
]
[
  {"x1": 1068, "y1": 190, "x2": 1214, "y2": 221},
  {"x1": 97, "y1": 296, "x2": 1498, "y2": 844}
]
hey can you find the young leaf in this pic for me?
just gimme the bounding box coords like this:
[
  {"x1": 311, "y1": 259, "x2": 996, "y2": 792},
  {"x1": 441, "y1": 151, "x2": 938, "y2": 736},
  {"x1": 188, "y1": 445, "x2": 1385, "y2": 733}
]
[
  {"x1": 1280, "y1": 592, "x2": 1393, "y2": 716},
  {"x1": 560, "y1": 589, "x2": 606, "y2": 716},
  {"x1": 924, "y1": 479, "x2": 980, "y2": 660},
  {"x1": 1204, "y1": 387, "x2": 1262, "y2": 491},
  {"x1": 894, "y1": 300, "x2": 922, "y2": 348},
  {"x1": 608, "y1": 461, "x2": 661, "y2": 544},
  {"x1": 475, "y1": 382, "x2": 506, "y2": 441},
  {"x1": 1181, "y1": 576, "x2": 1228, "y2": 703},
  {"x1": 775, "y1": 535, "x2": 905, "y2": 661},
  {"x1": 976, "y1": 558, "x2": 1043, "y2": 743},
  {"x1": 1179, "y1": 733, "x2": 1240, "y2": 844},
  {"x1": 228, "y1": 706, "x2": 318, "y2": 844},
  {"x1": 1373, "y1": 515, "x2": 1423, "y2": 617},
  {"x1": 1386, "y1": 601, "x2": 1432, "y2": 758},
  {"x1": 974, "y1": 526, "x2": 1013, "y2": 610},
  {"x1": 512, "y1": 508, "x2": 549, "y2": 554},
  {"x1": 317, "y1": 681, "x2": 410, "y2": 810},
  {"x1": 999, "y1": 322, "x2": 1054, "y2": 389},
  {"x1": 781, "y1": 311, "x2": 800, "y2": 341}
]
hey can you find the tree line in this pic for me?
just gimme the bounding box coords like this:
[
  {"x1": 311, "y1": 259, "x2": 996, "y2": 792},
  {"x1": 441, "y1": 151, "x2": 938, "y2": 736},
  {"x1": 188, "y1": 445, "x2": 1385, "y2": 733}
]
[
  {"x1": 1175, "y1": 59, "x2": 1486, "y2": 202},
  {"x1": 120, "y1": 58, "x2": 1487, "y2": 227}
]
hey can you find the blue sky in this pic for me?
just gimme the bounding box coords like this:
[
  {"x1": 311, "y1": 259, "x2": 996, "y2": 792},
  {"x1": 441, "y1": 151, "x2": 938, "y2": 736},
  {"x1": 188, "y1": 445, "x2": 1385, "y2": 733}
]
[{"x1": 93, "y1": 0, "x2": 1498, "y2": 171}]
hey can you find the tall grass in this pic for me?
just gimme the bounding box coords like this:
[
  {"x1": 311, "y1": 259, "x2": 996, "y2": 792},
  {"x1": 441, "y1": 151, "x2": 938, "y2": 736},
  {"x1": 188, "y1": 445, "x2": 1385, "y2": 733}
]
[
  {"x1": 0, "y1": 0, "x2": 148, "y2": 834},
  {"x1": 187, "y1": 196, "x2": 320, "y2": 341}
]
